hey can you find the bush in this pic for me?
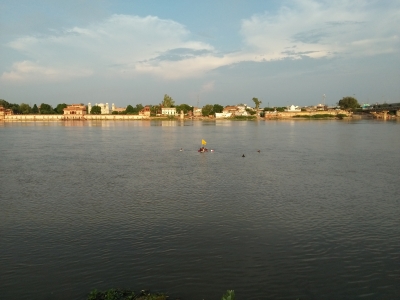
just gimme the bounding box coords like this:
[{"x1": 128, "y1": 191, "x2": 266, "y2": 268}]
[
  {"x1": 221, "y1": 290, "x2": 235, "y2": 300},
  {"x1": 88, "y1": 289, "x2": 168, "y2": 300}
]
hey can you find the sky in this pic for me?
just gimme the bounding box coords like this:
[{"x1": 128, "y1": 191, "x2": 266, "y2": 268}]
[{"x1": 1, "y1": 0, "x2": 399, "y2": 108}]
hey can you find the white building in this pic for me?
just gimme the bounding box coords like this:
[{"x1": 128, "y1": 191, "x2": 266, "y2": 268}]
[
  {"x1": 88, "y1": 103, "x2": 110, "y2": 114},
  {"x1": 286, "y1": 105, "x2": 301, "y2": 112},
  {"x1": 236, "y1": 105, "x2": 249, "y2": 116},
  {"x1": 111, "y1": 103, "x2": 126, "y2": 113},
  {"x1": 215, "y1": 112, "x2": 232, "y2": 118},
  {"x1": 161, "y1": 107, "x2": 176, "y2": 115}
]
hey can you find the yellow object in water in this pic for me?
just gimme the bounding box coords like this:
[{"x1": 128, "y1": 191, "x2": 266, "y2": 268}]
[{"x1": 202, "y1": 139, "x2": 207, "y2": 145}]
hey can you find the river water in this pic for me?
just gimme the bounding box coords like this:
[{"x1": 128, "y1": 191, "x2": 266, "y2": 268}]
[{"x1": 0, "y1": 119, "x2": 399, "y2": 300}]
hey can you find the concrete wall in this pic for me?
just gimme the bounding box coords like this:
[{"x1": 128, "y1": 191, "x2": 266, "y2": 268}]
[
  {"x1": 264, "y1": 110, "x2": 350, "y2": 119},
  {"x1": 5, "y1": 115, "x2": 64, "y2": 121},
  {"x1": 3, "y1": 114, "x2": 149, "y2": 121}
]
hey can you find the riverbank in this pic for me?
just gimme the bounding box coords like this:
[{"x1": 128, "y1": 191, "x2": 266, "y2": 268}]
[
  {"x1": 1, "y1": 111, "x2": 398, "y2": 122},
  {"x1": 87, "y1": 289, "x2": 171, "y2": 300},
  {"x1": 87, "y1": 288, "x2": 236, "y2": 300}
]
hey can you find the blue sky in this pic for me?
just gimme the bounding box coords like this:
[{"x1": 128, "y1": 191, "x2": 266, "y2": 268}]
[{"x1": 1, "y1": 0, "x2": 399, "y2": 108}]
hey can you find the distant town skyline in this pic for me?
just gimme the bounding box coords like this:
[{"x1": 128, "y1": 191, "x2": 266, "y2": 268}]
[{"x1": 1, "y1": 0, "x2": 399, "y2": 108}]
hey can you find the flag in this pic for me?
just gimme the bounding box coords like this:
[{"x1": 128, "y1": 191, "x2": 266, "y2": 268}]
[{"x1": 201, "y1": 139, "x2": 207, "y2": 145}]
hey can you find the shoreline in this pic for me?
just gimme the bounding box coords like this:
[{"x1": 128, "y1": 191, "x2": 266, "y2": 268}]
[
  {"x1": 1, "y1": 116, "x2": 398, "y2": 122},
  {"x1": 1, "y1": 111, "x2": 398, "y2": 122}
]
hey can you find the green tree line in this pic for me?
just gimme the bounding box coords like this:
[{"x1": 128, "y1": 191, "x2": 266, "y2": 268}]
[
  {"x1": 0, "y1": 99, "x2": 69, "y2": 115},
  {"x1": 2, "y1": 95, "x2": 360, "y2": 117}
]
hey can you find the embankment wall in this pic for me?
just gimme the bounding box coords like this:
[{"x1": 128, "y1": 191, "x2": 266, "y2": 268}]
[
  {"x1": 2, "y1": 115, "x2": 149, "y2": 121},
  {"x1": 264, "y1": 110, "x2": 350, "y2": 119}
]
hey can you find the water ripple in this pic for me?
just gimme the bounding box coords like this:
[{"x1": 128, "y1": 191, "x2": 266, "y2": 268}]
[{"x1": 0, "y1": 120, "x2": 399, "y2": 299}]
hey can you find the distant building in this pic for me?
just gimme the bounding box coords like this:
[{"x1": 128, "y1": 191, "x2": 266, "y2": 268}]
[
  {"x1": 0, "y1": 106, "x2": 13, "y2": 116},
  {"x1": 161, "y1": 107, "x2": 176, "y2": 116},
  {"x1": 111, "y1": 103, "x2": 126, "y2": 113},
  {"x1": 215, "y1": 112, "x2": 232, "y2": 118},
  {"x1": 0, "y1": 106, "x2": 13, "y2": 120},
  {"x1": 236, "y1": 105, "x2": 249, "y2": 116},
  {"x1": 302, "y1": 106, "x2": 315, "y2": 111},
  {"x1": 286, "y1": 105, "x2": 301, "y2": 112},
  {"x1": 316, "y1": 104, "x2": 327, "y2": 111},
  {"x1": 193, "y1": 107, "x2": 202, "y2": 117},
  {"x1": 223, "y1": 106, "x2": 238, "y2": 116},
  {"x1": 139, "y1": 105, "x2": 151, "y2": 116},
  {"x1": 361, "y1": 104, "x2": 371, "y2": 110},
  {"x1": 63, "y1": 104, "x2": 87, "y2": 115},
  {"x1": 88, "y1": 103, "x2": 110, "y2": 114}
]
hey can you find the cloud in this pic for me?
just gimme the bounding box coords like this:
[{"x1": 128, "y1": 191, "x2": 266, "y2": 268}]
[
  {"x1": 201, "y1": 81, "x2": 215, "y2": 93},
  {"x1": 240, "y1": 0, "x2": 400, "y2": 60},
  {"x1": 153, "y1": 48, "x2": 214, "y2": 62},
  {"x1": 2, "y1": 1, "x2": 399, "y2": 83},
  {"x1": 1, "y1": 60, "x2": 92, "y2": 82},
  {"x1": 3, "y1": 14, "x2": 215, "y2": 82}
]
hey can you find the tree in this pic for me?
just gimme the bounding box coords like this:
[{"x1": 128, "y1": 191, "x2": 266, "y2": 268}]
[
  {"x1": 8, "y1": 103, "x2": 21, "y2": 114},
  {"x1": 125, "y1": 105, "x2": 135, "y2": 114},
  {"x1": 246, "y1": 108, "x2": 256, "y2": 115},
  {"x1": 213, "y1": 104, "x2": 224, "y2": 113},
  {"x1": 0, "y1": 99, "x2": 20, "y2": 113},
  {"x1": 39, "y1": 103, "x2": 55, "y2": 114},
  {"x1": 124, "y1": 104, "x2": 143, "y2": 115},
  {"x1": 0, "y1": 99, "x2": 10, "y2": 108},
  {"x1": 0, "y1": 100, "x2": 22, "y2": 114},
  {"x1": 162, "y1": 94, "x2": 175, "y2": 107},
  {"x1": 175, "y1": 104, "x2": 192, "y2": 114},
  {"x1": 202, "y1": 104, "x2": 214, "y2": 116},
  {"x1": 151, "y1": 105, "x2": 160, "y2": 116},
  {"x1": 20, "y1": 103, "x2": 32, "y2": 114},
  {"x1": 32, "y1": 104, "x2": 39, "y2": 114},
  {"x1": 252, "y1": 97, "x2": 262, "y2": 110},
  {"x1": 136, "y1": 104, "x2": 144, "y2": 112},
  {"x1": 90, "y1": 105, "x2": 101, "y2": 114},
  {"x1": 338, "y1": 96, "x2": 360, "y2": 110},
  {"x1": 54, "y1": 103, "x2": 67, "y2": 114}
]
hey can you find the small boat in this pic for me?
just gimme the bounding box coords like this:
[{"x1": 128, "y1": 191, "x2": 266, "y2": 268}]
[
  {"x1": 198, "y1": 139, "x2": 208, "y2": 153},
  {"x1": 198, "y1": 146, "x2": 208, "y2": 153}
]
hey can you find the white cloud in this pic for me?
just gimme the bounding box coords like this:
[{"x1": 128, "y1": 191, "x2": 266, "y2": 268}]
[
  {"x1": 240, "y1": 0, "x2": 400, "y2": 60},
  {"x1": 1, "y1": 60, "x2": 92, "y2": 82},
  {"x1": 3, "y1": 14, "x2": 215, "y2": 82},
  {"x1": 2, "y1": 2, "x2": 399, "y2": 83}
]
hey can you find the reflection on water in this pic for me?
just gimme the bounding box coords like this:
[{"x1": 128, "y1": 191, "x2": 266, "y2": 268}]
[{"x1": 0, "y1": 120, "x2": 399, "y2": 300}]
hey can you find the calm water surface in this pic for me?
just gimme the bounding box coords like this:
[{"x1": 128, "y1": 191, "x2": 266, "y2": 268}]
[{"x1": 0, "y1": 120, "x2": 399, "y2": 300}]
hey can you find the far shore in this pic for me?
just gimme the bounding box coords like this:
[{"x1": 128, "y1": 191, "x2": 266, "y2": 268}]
[{"x1": 1, "y1": 111, "x2": 398, "y2": 122}]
